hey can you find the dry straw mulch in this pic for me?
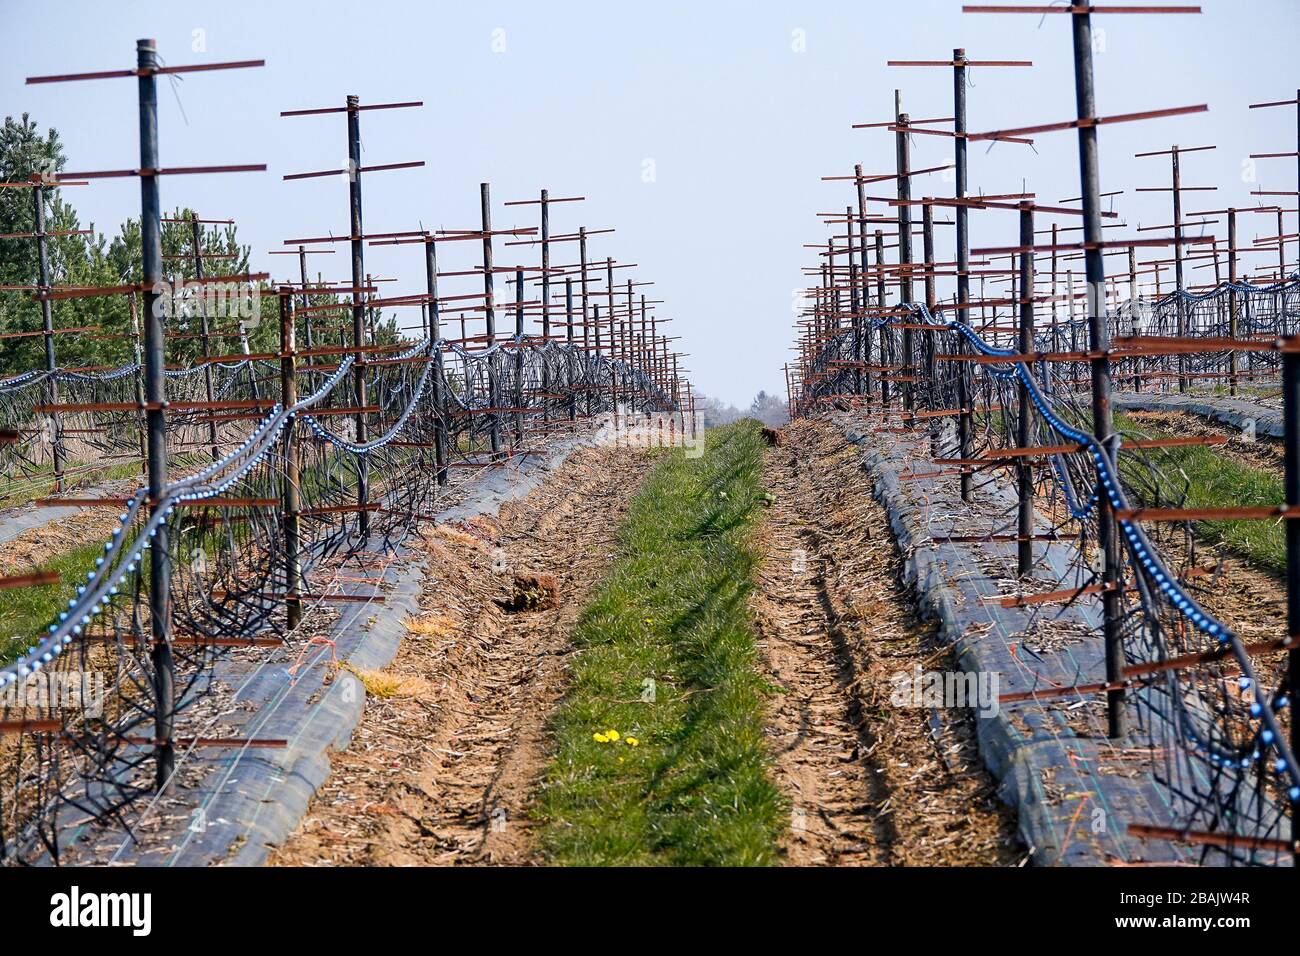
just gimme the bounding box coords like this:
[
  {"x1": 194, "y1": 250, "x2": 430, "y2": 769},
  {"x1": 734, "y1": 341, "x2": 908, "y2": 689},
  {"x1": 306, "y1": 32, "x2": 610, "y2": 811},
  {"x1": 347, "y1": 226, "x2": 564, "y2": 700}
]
[{"x1": 751, "y1": 418, "x2": 1025, "y2": 866}]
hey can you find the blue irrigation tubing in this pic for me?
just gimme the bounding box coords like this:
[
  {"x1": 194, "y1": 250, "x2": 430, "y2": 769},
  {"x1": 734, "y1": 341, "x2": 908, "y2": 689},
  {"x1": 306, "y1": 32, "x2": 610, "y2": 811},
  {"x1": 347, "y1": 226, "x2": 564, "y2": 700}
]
[{"x1": 813, "y1": 295, "x2": 1300, "y2": 796}]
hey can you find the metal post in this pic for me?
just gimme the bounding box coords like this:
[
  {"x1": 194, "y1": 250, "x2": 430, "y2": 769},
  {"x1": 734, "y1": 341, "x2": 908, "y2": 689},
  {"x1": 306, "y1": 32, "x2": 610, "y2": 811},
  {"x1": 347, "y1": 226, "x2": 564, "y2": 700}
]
[
  {"x1": 594, "y1": 303, "x2": 603, "y2": 419},
  {"x1": 297, "y1": 244, "x2": 314, "y2": 349},
  {"x1": 1068, "y1": 269, "x2": 1079, "y2": 356},
  {"x1": 875, "y1": 229, "x2": 889, "y2": 410},
  {"x1": 280, "y1": 289, "x2": 302, "y2": 629},
  {"x1": 1279, "y1": 209, "x2": 1287, "y2": 287},
  {"x1": 566, "y1": 277, "x2": 577, "y2": 421},
  {"x1": 638, "y1": 293, "x2": 648, "y2": 412},
  {"x1": 623, "y1": 301, "x2": 633, "y2": 415},
  {"x1": 514, "y1": 266, "x2": 525, "y2": 446},
  {"x1": 686, "y1": 380, "x2": 695, "y2": 439},
  {"x1": 922, "y1": 199, "x2": 936, "y2": 312},
  {"x1": 648, "y1": 308, "x2": 659, "y2": 400},
  {"x1": 854, "y1": 163, "x2": 872, "y2": 400},
  {"x1": 1052, "y1": 223, "x2": 1062, "y2": 357},
  {"x1": 954, "y1": 50, "x2": 973, "y2": 499},
  {"x1": 849, "y1": 255, "x2": 861, "y2": 399},
  {"x1": 1071, "y1": 1, "x2": 1125, "y2": 739},
  {"x1": 819, "y1": 260, "x2": 829, "y2": 343},
  {"x1": 828, "y1": 236, "x2": 839, "y2": 338},
  {"x1": 895, "y1": 99, "x2": 914, "y2": 420},
  {"x1": 481, "y1": 182, "x2": 500, "y2": 455},
  {"x1": 32, "y1": 182, "x2": 65, "y2": 490},
  {"x1": 1128, "y1": 245, "x2": 1137, "y2": 303},
  {"x1": 1128, "y1": 244, "x2": 1141, "y2": 393},
  {"x1": 626, "y1": 279, "x2": 636, "y2": 412},
  {"x1": 1228, "y1": 209, "x2": 1239, "y2": 396},
  {"x1": 1003, "y1": 252, "x2": 1013, "y2": 330},
  {"x1": 191, "y1": 213, "x2": 220, "y2": 462},
  {"x1": 922, "y1": 197, "x2": 937, "y2": 394},
  {"x1": 606, "y1": 258, "x2": 617, "y2": 426},
  {"x1": 128, "y1": 292, "x2": 148, "y2": 476},
  {"x1": 346, "y1": 95, "x2": 370, "y2": 537},
  {"x1": 425, "y1": 237, "x2": 448, "y2": 485},
  {"x1": 1172, "y1": 145, "x2": 1188, "y2": 392},
  {"x1": 138, "y1": 38, "x2": 174, "y2": 789},
  {"x1": 365, "y1": 272, "x2": 376, "y2": 351},
  {"x1": 847, "y1": 204, "x2": 862, "y2": 397},
  {"x1": 579, "y1": 227, "x2": 593, "y2": 417},
  {"x1": 1018, "y1": 203, "x2": 1035, "y2": 576},
  {"x1": 236, "y1": 288, "x2": 258, "y2": 400},
  {"x1": 540, "y1": 189, "x2": 551, "y2": 422}
]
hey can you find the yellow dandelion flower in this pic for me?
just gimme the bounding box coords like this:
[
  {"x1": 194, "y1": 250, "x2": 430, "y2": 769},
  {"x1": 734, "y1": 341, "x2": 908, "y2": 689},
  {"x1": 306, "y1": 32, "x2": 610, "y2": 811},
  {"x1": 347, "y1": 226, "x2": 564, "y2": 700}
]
[
  {"x1": 606, "y1": 729, "x2": 620, "y2": 741},
  {"x1": 593, "y1": 732, "x2": 609, "y2": 743},
  {"x1": 625, "y1": 737, "x2": 640, "y2": 747}
]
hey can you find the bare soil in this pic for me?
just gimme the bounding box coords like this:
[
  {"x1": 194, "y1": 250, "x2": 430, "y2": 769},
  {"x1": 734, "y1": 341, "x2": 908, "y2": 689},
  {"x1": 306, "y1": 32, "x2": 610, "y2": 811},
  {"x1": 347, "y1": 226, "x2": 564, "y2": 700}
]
[{"x1": 751, "y1": 418, "x2": 1024, "y2": 866}]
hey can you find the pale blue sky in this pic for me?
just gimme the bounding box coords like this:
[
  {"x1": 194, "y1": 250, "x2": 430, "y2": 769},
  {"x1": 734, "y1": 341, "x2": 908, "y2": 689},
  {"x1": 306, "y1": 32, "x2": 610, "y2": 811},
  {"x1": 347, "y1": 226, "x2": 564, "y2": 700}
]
[{"x1": 4, "y1": 0, "x2": 1297, "y2": 405}]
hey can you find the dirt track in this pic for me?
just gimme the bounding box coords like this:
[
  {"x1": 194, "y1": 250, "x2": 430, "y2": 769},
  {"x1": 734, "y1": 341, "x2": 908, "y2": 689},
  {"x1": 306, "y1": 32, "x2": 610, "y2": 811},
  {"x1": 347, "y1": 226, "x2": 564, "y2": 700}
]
[
  {"x1": 752, "y1": 419, "x2": 1024, "y2": 866},
  {"x1": 268, "y1": 445, "x2": 649, "y2": 866}
]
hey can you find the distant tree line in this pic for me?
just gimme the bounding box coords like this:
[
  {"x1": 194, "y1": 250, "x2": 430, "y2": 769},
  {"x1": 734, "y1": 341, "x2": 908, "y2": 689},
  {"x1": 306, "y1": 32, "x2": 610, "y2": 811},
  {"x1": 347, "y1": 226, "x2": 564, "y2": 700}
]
[
  {"x1": 695, "y1": 389, "x2": 788, "y2": 428},
  {"x1": 0, "y1": 113, "x2": 400, "y2": 377}
]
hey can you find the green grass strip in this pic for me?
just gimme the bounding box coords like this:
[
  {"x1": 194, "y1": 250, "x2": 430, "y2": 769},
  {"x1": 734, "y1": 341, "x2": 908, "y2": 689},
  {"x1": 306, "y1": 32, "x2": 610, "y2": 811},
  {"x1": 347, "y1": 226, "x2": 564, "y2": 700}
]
[
  {"x1": 1117, "y1": 412, "x2": 1285, "y2": 572},
  {"x1": 0, "y1": 458, "x2": 143, "y2": 511},
  {"x1": 0, "y1": 539, "x2": 108, "y2": 665},
  {"x1": 536, "y1": 420, "x2": 784, "y2": 866}
]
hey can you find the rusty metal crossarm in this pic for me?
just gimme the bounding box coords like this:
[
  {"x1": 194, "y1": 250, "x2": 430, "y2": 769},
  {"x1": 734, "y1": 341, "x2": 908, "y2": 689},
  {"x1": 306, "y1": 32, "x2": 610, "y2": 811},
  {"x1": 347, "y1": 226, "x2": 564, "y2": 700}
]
[
  {"x1": 1115, "y1": 505, "x2": 1300, "y2": 522},
  {"x1": 0, "y1": 571, "x2": 59, "y2": 591},
  {"x1": 56, "y1": 164, "x2": 265, "y2": 180},
  {"x1": 27, "y1": 58, "x2": 264, "y2": 84},
  {"x1": 884, "y1": 125, "x2": 1035, "y2": 145},
  {"x1": 974, "y1": 235, "x2": 1213, "y2": 255},
  {"x1": 36, "y1": 271, "x2": 268, "y2": 301},
  {"x1": 0, "y1": 228, "x2": 92, "y2": 240},
  {"x1": 895, "y1": 196, "x2": 1120, "y2": 219},
  {"x1": 963, "y1": 5, "x2": 1201, "y2": 14},
  {"x1": 1127, "y1": 824, "x2": 1292, "y2": 855},
  {"x1": 503, "y1": 196, "x2": 584, "y2": 206},
  {"x1": 967, "y1": 104, "x2": 1207, "y2": 142},
  {"x1": 822, "y1": 162, "x2": 956, "y2": 184},
  {"x1": 283, "y1": 160, "x2": 424, "y2": 182},
  {"x1": 852, "y1": 116, "x2": 953, "y2": 129},
  {"x1": 280, "y1": 100, "x2": 423, "y2": 117},
  {"x1": 285, "y1": 229, "x2": 425, "y2": 244},
  {"x1": 887, "y1": 59, "x2": 1033, "y2": 66}
]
